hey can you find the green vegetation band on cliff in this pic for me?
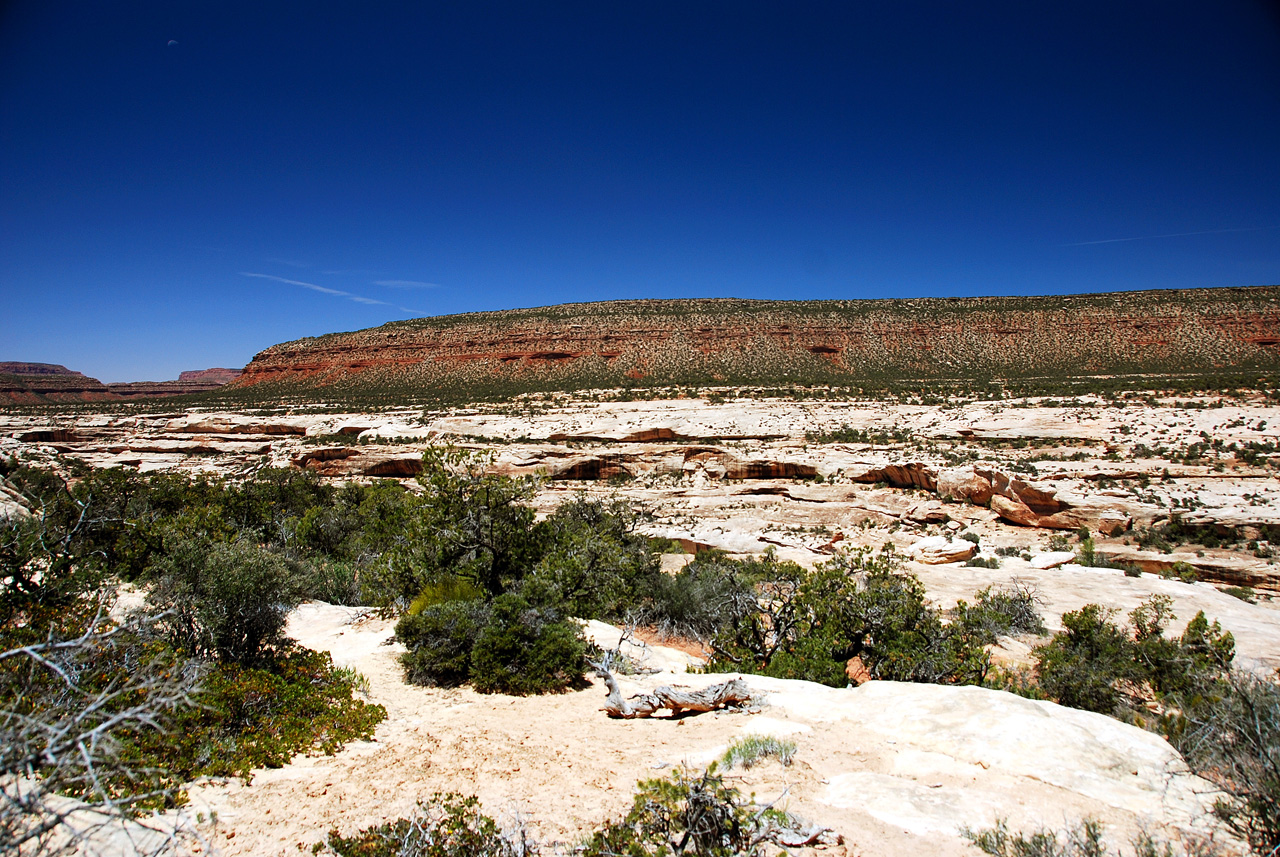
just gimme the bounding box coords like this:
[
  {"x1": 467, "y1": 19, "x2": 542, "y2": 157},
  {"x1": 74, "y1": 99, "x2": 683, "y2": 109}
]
[{"x1": 225, "y1": 288, "x2": 1280, "y2": 404}]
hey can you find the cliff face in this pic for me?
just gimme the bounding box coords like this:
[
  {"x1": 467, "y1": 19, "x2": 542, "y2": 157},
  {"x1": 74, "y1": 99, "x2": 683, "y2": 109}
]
[
  {"x1": 177, "y1": 368, "x2": 242, "y2": 384},
  {"x1": 0, "y1": 363, "x2": 115, "y2": 403},
  {"x1": 0, "y1": 364, "x2": 242, "y2": 404},
  {"x1": 233, "y1": 287, "x2": 1280, "y2": 397}
]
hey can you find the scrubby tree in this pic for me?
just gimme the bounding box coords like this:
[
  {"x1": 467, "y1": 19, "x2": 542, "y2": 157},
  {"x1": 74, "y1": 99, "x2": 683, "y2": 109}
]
[{"x1": 146, "y1": 530, "x2": 303, "y2": 667}]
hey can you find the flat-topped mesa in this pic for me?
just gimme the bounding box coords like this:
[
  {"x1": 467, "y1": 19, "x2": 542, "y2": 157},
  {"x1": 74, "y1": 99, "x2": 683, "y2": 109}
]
[
  {"x1": 0, "y1": 362, "x2": 115, "y2": 403},
  {"x1": 232, "y1": 287, "x2": 1280, "y2": 397},
  {"x1": 0, "y1": 364, "x2": 244, "y2": 404},
  {"x1": 177, "y1": 367, "x2": 242, "y2": 384}
]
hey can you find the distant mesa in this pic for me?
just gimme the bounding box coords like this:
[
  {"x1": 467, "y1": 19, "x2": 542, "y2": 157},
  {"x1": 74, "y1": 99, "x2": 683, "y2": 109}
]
[
  {"x1": 177, "y1": 367, "x2": 242, "y2": 384},
  {"x1": 0, "y1": 364, "x2": 242, "y2": 404},
  {"x1": 229, "y1": 286, "x2": 1280, "y2": 400},
  {"x1": 0, "y1": 362, "x2": 91, "y2": 378}
]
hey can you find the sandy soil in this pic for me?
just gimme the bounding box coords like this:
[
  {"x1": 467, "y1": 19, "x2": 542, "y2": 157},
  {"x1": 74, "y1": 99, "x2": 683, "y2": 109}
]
[{"x1": 171, "y1": 604, "x2": 1238, "y2": 857}]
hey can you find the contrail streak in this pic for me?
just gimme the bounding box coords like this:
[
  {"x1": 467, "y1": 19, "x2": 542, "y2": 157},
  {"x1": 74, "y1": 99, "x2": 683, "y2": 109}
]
[{"x1": 1064, "y1": 226, "x2": 1276, "y2": 246}]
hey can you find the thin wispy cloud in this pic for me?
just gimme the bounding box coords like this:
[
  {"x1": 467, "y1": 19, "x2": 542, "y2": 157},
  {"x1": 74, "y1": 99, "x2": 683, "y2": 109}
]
[
  {"x1": 1064, "y1": 226, "x2": 1276, "y2": 247},
  {"x1": 374, "y1": 279, "x2": 440, "y2": 289},
  {"x1": 241, "y1": 271, "x2": 421, "y2": 313}
]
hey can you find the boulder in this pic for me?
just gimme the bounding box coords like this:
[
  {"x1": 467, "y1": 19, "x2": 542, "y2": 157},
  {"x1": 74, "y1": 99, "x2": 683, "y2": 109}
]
[
  {"x1": 937, "y1": 466, "x2": 995, "y2": 504},
  {"x1": 0, "y1": 480, "x2": 30, "y2": 520},
  {"x1": 909, "y1": 536, "x2": 978, "y2": 564},
  {"x1": 906, "y1": 500, "x2": 951, "y2": 524},
  {"x1": 1030, "y1": 551, "x2": 1078, "y2": 570},
  {"x1": 991, "y1": 491, "x2": 1133, "y2": 534},
  {"x1": 355, "y1": 423, "x2": 435, "y2": 442}
]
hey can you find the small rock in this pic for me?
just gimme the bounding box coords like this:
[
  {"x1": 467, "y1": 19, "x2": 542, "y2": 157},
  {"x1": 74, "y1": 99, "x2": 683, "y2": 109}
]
[{"x1": 1030, "y1": 551, "x2": 1078, "y2": 570}]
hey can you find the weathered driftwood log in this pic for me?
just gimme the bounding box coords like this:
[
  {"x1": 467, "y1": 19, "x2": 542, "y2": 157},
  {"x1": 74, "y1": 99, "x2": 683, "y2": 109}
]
[{"x1": 592, "y1": 664, "x2": 753, "y2": 719}]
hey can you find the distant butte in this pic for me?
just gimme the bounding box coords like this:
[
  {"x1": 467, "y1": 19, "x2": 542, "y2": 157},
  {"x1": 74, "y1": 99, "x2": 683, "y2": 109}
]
[{"x1": 0, "y1": 364, "x2": 243, "y2": 404}]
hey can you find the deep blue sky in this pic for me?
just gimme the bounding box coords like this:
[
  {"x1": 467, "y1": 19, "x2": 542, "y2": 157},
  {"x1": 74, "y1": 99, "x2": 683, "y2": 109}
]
[{"x1": 3, "y1": 2, "x2": 1279, "y2": 381}]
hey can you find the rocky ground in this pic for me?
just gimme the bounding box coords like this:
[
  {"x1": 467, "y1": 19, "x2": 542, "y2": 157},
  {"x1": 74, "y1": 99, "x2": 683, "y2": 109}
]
[{"x1": 4, "y1": 390, "x2": 1280, "y2": 854}]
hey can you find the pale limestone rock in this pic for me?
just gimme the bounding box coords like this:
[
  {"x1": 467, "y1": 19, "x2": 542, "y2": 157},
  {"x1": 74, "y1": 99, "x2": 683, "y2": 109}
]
[
  {"x1": 1031, "y1": 550, "x2": 1078, "y2": 569},
  {"x1": 356, "y1": 423, "x2": 435, "y2": 442},
  {"x1": 814, "y1": 680, "x2": 1220, "y2": 837},
  {"x1": 909, "y1": 536, "x2": 978, "y2": 564},
  {"x1": 163, "y1": 413, "x2": 316, "y2": 435},
  {"x1": 0, "y1": 480, "x2": 29, "y2": 520},
  {"x1": 937, "y1": 466, "x2": 995, "y2": 504}
]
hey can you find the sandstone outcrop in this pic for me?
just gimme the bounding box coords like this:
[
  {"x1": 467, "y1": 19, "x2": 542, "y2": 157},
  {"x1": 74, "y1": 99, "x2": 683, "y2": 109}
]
[
  {"x1": 0, "y1": 479, "x2": 30, "y2": 520},
  {"x1": 294, "y1": 447, "x2": 424, "y2": 478},
  {"x1": 164, "y1": 414, "x2": 315, "y2": 435},
  {"x1": 230, "y1": 288, "x2": 1280, "y2": 398},
  {"x1": 908, "y1": 535, "x2": 979, "y2": 564}
]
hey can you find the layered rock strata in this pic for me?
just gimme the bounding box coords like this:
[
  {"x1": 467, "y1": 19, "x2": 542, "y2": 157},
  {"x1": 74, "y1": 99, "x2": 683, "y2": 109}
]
[{"x1": 233, "y1": 288, "x2": 1280, "y2": 396}]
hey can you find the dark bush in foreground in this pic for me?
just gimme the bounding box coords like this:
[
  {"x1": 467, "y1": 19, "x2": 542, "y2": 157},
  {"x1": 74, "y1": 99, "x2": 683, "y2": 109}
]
[
  {"x1": 470, "y1": 594, "x2": 586, "y2": 695},
  {"x1": 397, "y1": 599, "x2": 491, "y2": 688},
  {"x1": 146, "y1": 532, "x2": 304, "y2": 667},
  {"x1": 954, "y1": 581, "x2": 1048, "y2": 643},
  {"x1": 1032, "y1": 596, "x2": 1234, "y2": 718},
  {"x1": 1173, "y1": 672, "x2": 1280, "y2": 855},
  {"x1": 398, "y1": 594, "x2": 587, "y2": 695},
  {"x1": 702, "y1": 547, "x2": 992, "y2": 687},
  {"x1": 580, "y1": 766, "x2": 800, "y2": 857},
  {"x1": 631, "y1": 551, "x2": 756, "y2": 642},
  {"x1": 124, "y1": 645, "x2": 386, "y2": 792}
]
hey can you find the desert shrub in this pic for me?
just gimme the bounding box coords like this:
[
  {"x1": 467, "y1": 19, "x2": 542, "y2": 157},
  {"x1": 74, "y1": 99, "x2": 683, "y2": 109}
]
[
  {"x1": 469, "y1": 594, "x2": 586, "y2": 695},
  {"x1": 1, "y1": 603, "x2": 198, "y2": 851},
  {"x1": 703, "y1": 548, "x2": 990, "y2": 687},
  {"x1": 963, "y1": 818, "x2": 1226, "y2": 857},
  {"x1": 397, "y1": 599, "x2": 492, "y2": 688},
  {"x1": 965, "y1": 555, "x2": 1001, "y2": 568},
  {"x1": 392, "y1": 448, "x2": 546, "y2": 605},
  {"x1": 1074, "y1": 538, "x2": 1140, "y2": 573},
  {"x1": 719, "y1": 735, "x2": 797, "y2": 770},
  {"x1": 122, "y1": 644, "x2": 385, "y2": 790},
  {"x1": 326, "y1": 792, "x2": 532, "y2": 857},
  {"x1": 954, "y1": 581, "x2": 1047, "y2": 643},
  {"x1": 1221, "y1": 585, "x2": 1256, "y2": 603},
  {"x1": 146, "y1": 533, "x2": 303, "y2": 667},
  {"x1": 1, "y1": 465, "x2": 388, "y2": 852},
  {"x1": 632, "y1": 550, "x2": 757, "y2": 641},
  {"x1": 1034, "y1": 604, "x2": 1142, "y2": 714},
  {"x1": 1172, "y1": 672, "x2": 1280, "y2": 855},
  {"x1": 301, "y1": 557, "x2": 365, "y2": 606},
  {"x1": 580, "y1": 766, "x2": 796, "y2": 857},
  {"x1": 851, "y1": 571, "x2": 989, "y2": 684},
  {"x1": 1033, "y1": 598, "x2": 1234, "y2": 718},
  {"x1": 1047, "y1": 533, "x2": 1072, "y2": 552},
  {"x1": 222, "y1": 467, "x2": 335, "y2": 544},
  {"x1": 522, "y1": 496, "x2": 660, "y2": 620},
  {"x1": 330, "y1": 769, "x2": 821, "y2": 857},
  {"x1": 408, "y1": 576, "x2": 486, "y2": 615}
]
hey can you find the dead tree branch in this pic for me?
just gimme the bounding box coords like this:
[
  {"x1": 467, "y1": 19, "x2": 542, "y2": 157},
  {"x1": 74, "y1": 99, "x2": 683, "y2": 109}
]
[{"x1": 589, "y1": 662, "x2": 752, "y2": 718}]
